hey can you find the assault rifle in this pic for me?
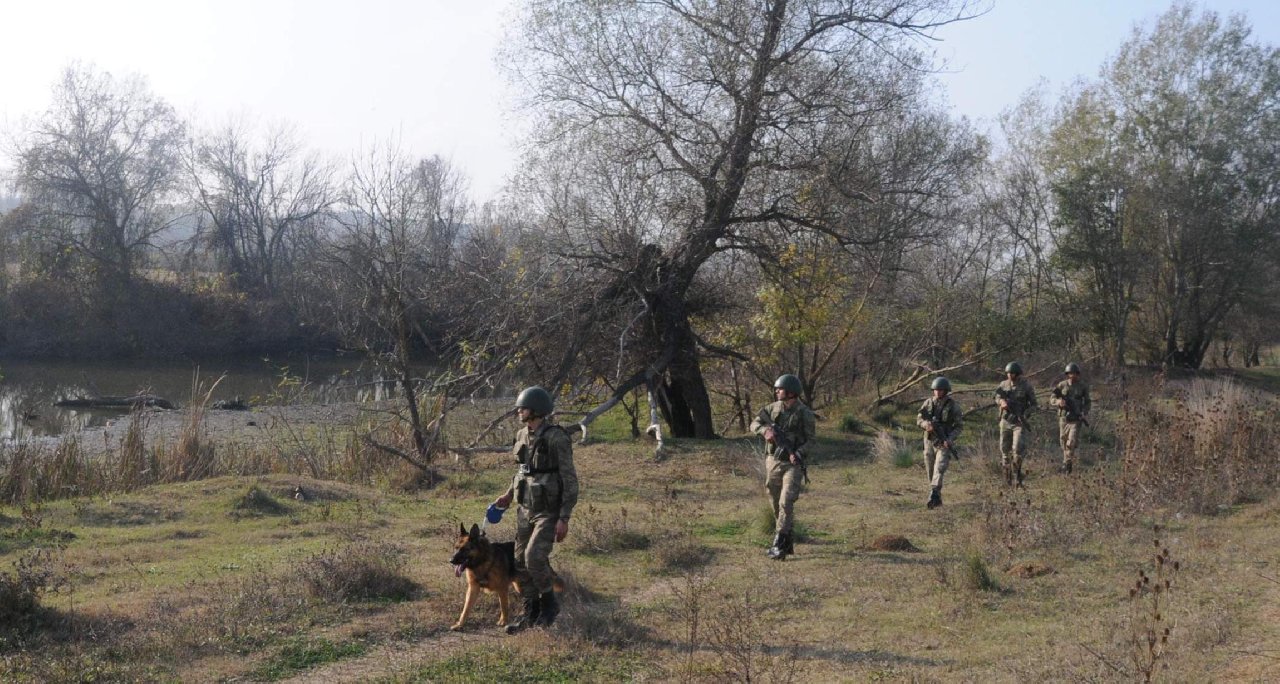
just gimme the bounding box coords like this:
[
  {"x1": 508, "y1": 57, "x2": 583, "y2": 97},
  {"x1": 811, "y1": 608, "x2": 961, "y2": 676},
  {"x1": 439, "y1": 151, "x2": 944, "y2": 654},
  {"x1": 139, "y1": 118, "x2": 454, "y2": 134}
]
[
  {"x1": 763, "y1": 420, "x2": 810, "y2": 484},
  {"x1": 995, "y1": 386, "x2": 1029, "y2": 426},
  {"x1": 1052, "y1": 385, "x2": 1089, "y2": 426},
  {"x1": 919, "y1": 406, "x2": 959, "y2": 460}
]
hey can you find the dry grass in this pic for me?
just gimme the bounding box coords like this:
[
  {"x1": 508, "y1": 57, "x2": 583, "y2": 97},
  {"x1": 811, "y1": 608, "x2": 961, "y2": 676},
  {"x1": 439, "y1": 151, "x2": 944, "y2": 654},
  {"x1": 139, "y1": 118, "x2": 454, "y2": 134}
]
[{"x1": 0, "y1": 373, "x2": 1277, "y2": 681}]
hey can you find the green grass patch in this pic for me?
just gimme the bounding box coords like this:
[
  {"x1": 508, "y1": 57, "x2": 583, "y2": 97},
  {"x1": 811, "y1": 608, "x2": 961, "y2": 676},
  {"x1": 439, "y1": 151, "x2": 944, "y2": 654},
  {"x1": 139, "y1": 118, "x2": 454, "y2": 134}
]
[
  {"x1": 568, "y1": 401, "x2": 640, "y2": 443},
  {"x1": 751, "y1": 504, "x2": 813, "y2": 543},
  {"x1": 0, "y1": 526, "x2": 75, "y2": 554},
  {"x1": 839, "y1": 414, "x2": 862, "y2": 433},
  {"x1": 963, "y1": 551, "x2": 1001, "y2": 593},
  {"x1": 399, "y1": 649, "x2": 641, "y2": 683},
  {"x1": 232, "y1": 484, "x2": 292, "y2": 517},
  {"x1": 696, "y1": 519, "x2": 748, "y2": 539},
  {"x1": 252, "y1": 636, "x2": 368, "y2": 681}
]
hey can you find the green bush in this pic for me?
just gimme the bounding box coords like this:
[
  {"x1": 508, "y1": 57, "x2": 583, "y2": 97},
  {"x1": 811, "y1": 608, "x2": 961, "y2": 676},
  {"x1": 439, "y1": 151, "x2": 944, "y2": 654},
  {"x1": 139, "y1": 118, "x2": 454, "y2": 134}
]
[{"x1": 963, "y1": 551, "x2": 1000, "y2": 593}]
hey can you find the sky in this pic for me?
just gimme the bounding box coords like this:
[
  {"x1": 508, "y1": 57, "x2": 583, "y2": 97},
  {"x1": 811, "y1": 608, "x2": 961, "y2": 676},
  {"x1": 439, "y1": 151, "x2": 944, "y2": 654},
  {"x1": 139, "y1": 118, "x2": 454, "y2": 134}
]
[{"x1": 2, "y1": 0, "x2": 1278, "y2": 203}]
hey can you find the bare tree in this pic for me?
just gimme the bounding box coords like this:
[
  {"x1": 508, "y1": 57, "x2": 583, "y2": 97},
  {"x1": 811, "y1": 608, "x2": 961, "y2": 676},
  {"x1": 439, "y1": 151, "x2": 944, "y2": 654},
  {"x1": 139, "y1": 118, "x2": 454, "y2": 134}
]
[
  {"x1": 189, "y1": 120, "x2": 336, "y2": 297},
  {"x1": 11, "y1": 65, "x2": 186, "y2": 291},
  {"x1": 310, "y1": 143, "x2": 474, "y2": 473},
  {"x1": 507, "y1": 0, "x2": 984, "y2": 437}
]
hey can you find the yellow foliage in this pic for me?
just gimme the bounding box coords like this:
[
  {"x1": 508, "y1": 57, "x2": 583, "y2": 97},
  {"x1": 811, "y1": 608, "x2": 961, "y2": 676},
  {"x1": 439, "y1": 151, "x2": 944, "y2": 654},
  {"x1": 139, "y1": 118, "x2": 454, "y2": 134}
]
[{"x1": 752, "y1": 243, "x2": 859, "y2": 350}]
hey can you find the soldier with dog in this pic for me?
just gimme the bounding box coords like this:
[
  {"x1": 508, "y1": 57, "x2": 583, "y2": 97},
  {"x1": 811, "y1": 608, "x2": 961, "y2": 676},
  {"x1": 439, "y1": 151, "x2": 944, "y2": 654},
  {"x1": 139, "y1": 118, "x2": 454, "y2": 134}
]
[{"x1": 491, "y1": 386, "x2": 579, "y2": 633}]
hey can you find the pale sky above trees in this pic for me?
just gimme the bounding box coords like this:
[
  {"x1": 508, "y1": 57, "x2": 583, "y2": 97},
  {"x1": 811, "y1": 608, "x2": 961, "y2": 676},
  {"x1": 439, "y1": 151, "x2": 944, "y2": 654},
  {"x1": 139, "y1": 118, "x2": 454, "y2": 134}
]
[{"x1": 2, "y1": 0, "x2": 1278, "y2": 202}]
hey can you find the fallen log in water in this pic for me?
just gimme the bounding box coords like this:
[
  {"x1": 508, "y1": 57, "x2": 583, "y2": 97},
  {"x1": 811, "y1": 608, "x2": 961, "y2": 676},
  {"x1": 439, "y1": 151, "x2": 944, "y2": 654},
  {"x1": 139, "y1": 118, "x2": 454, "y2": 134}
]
[{"x1": 54, "y1": 394, "x2": 177, "y2": 410}]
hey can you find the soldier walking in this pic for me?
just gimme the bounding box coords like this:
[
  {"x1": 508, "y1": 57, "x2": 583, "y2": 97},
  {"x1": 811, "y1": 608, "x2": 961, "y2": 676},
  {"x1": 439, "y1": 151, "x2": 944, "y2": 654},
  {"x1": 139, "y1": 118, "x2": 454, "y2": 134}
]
[
  {"x1": 492, "y1": 386, "x2": 579, "y2": 633},
  {"x1": 916, "y1": 377, "x2": 963, "y2": 509},
  {"x1": 1053, "y1": 362, "x2": 1092, "y2": 474},
  {"x1": 996, "y1": 362, "x2": 1037, "y2": 486},
  {"x1": 750, "y1": 374, "x2": 816, "y2": 561}
]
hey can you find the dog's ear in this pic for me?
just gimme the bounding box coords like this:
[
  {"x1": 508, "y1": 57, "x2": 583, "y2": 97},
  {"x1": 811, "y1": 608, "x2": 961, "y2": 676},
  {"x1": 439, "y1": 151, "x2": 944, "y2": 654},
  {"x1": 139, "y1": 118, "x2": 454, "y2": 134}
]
[
  {"x1": 469, "y1": 523, "x2": 481, "y2": 538},
  {"x1": 459, "y1": 522, "x2": 467, "y2": 536}
]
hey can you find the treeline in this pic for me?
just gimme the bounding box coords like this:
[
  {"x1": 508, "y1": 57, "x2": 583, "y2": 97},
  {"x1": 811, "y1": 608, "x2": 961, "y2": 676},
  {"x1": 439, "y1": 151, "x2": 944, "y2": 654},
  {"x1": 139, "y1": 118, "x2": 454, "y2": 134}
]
[{"x1": 0, "y1": 2, "x2": 1277, "y2": 437}]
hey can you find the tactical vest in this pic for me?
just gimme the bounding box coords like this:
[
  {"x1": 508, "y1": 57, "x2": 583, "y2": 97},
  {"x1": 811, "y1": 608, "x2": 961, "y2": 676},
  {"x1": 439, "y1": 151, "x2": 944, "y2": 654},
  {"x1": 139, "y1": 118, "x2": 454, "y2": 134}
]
[
  {"x1": 764, "y1": 402, "x2": 810, "y2": 458},
  {"x1": 514, "y1": 423, "x2": 568, "y2": 516}
]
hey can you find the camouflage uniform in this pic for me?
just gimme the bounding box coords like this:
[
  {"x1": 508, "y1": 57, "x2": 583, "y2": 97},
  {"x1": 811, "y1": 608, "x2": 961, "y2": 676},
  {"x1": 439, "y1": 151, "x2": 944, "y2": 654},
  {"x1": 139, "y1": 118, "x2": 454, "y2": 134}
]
[
  {"x1": 1054, "y1": 379, "x2": 1091, "y2": 469},
  {"x1": 996, "y1": 377, "x2": 1037, "y2": 482},
  {"x1": 916, "y1": 394, "x2": 963, "y2": 493},
  {"x1": 505, "y1": 421, "x2": 578, "y2": 595},
  {"x1": 750, "y1": 400, "x2": 816, "y2": 539}
]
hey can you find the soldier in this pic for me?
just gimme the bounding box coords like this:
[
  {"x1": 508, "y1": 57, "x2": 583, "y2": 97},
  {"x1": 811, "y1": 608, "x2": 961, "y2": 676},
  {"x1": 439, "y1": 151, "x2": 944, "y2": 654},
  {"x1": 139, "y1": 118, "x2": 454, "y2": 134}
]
[
  {"x1": 1053, "y1": 362, "x2": 1092, "y2": 474},
  {"x1": 916, "y1": 376, "x2": 963, "y2": 509},
  {"x1": 750, "y1": 374, "x2": 816, "y2": 561},
  {"x1": 995, "y1": 362, "x2": 1037, "y2": 486},
  {"x1": 492, "y1": 386, "x2": 579, "y2": 633}
]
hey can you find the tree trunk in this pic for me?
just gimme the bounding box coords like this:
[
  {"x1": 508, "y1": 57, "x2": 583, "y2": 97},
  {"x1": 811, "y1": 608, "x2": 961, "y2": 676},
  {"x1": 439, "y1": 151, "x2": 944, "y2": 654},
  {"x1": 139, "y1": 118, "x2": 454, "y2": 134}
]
[
  {"x1": 648, "y1": 280, "x2": 717, "y2": 439},
  {"x1": 667, "y1": 346, "x2": 716, "y2": 439}
]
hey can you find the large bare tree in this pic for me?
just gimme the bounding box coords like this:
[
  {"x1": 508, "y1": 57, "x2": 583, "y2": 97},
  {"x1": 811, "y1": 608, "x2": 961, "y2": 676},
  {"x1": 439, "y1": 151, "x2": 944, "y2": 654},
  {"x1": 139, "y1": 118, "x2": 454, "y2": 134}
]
[
  {"x1": 12, "y1": 65, "x2": 186, "y2": 291},
  {"x1": 189, "y1": 121, "x2": 336, "y2": 297},
  {"x1": 508, "y1": 0, "x2": 982, "y2": 437}
]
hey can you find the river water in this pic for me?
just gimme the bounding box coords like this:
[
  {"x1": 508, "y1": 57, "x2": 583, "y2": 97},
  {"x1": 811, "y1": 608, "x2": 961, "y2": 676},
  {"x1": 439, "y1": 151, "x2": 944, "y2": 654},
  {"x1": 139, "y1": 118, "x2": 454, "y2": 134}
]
[{"x1": 0, "y1": 355, "x2": 388, "y2": 441}]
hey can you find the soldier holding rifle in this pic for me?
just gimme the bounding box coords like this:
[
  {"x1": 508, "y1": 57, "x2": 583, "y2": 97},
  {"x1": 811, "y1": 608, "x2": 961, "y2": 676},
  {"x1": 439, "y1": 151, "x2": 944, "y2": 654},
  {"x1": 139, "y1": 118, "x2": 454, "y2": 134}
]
[
  {"x1": 995, "y1": 362, "x2": 1037, "y2": 486},
  {"x1": 751, "y1": 374, "x2": 815, "y2": 561},
  {"x1": 917, "y1": 376, "x2": 963, "y2": 510},
  {"x1": 1052, "y1": 362, "x2": 1092, "y2": 474}
]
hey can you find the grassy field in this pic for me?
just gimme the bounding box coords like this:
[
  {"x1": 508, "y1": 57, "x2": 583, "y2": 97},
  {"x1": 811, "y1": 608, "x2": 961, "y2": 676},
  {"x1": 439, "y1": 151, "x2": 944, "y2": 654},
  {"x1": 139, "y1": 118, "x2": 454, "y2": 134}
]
[{"x1": 1, "y1": 373, "x2": 1279, "y2": 682}]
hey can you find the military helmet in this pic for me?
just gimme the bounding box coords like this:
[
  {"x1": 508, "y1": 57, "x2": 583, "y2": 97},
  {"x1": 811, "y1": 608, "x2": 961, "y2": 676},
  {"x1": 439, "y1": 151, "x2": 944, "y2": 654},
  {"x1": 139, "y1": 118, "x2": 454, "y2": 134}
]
[
  {"x1": 1065, "y1": 362, "x2": 1081, "y2": 374},
  {"x1": 931, "y1": 376, "x2": 952, "y2": 392},
  {"x1": 773, "y1": 374, "x2": 803, "y2": 396},
  {"x1": 1004, "y1": 362, "x2": 1023, "y2": 375},
  {"x1": 515, "y1": 386, "x2": 554, "y2": 417}
]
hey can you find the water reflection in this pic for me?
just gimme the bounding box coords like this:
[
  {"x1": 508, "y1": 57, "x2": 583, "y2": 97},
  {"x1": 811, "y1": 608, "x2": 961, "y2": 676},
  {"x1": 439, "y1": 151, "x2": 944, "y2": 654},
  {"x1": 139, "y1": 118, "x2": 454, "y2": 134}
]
[{"x1": 0, "y1": 356, "x2": 400, "y2": 441}]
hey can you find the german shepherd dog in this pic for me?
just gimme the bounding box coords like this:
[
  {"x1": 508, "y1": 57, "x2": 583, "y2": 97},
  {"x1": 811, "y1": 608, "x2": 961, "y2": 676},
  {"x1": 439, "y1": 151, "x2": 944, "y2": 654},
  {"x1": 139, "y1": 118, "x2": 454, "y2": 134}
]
[{"x1": 449, "y1": 523, "x2": 519, "y2": 631}]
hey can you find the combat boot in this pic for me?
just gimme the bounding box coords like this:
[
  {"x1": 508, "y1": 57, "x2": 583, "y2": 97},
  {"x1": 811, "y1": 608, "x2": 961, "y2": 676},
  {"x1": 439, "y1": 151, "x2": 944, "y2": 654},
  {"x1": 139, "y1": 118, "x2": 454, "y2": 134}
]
[
  {"x1": 534, "y1": 591, "x2": 559, "y2": 627},
  {"x1": 1015, "y1": 463, "x2": 1025, "y2": 488},
  {"x1": 1059, "y1": 461, "x2": 1073, "y2": 474},
  {"x1": 926, "y1": 487, "x2": 942, "y2": 509},
  {"x1": 780, "y1": 532, "x2": 794, "y2": 559},
  {"x1": 767, "y1": 532, "x2": 785, "y2": 559},
  {"x1": 1002, "y1": 464, "x2": 1014, "y2": 487},
  {"x1": 505, "y1": 593, "x2": 540, "y2": 634}
]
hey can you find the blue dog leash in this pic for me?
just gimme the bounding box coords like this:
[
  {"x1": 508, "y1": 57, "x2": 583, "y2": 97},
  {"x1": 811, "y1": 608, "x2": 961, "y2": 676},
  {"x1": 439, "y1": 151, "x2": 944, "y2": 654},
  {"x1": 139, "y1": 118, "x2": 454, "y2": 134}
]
[{"x1": 480, "y1": 502, "x2": 507, "y2": 533}]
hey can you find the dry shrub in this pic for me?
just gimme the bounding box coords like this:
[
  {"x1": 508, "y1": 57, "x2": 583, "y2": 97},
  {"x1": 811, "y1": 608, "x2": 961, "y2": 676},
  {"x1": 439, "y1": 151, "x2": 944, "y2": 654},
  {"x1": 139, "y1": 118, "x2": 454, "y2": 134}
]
[
  {"x1": 872, "y1": 430, "x2": 915, "y2": 469},
  {"x1": 552, "y1": 567, "x2": 648, "y2": 647},
  {"x1": 651, "y1": 535, "x2": 716, "y2": 573},
  {"x1": 666, "y1": 574, "x2": 806, "y2": 683},
  {"x1": 703, "y1": 590, "x2": 806, "y2": 683},
  {"x1": 300, "y1": 540, "x2": 419, "y2": 602},
  {"x1": 1117, "y1": 376, "x2": 1280, "y2": 515},
  {"x1": 0, "y1": 548, "x2": 68, "y2": 627},
  {"x1": 232, "y1": 484, "x2": 292, "y2": 517},
  {"x1": 865, "y1": 535, "x2": 918, "y2": 552},
  {"x1": 1078, "y1": 529, "x2": 1185, "y2": 683},
  {"x1": 162, "y1": 375, "x2": 220, "y2": 481},
  {"x1": 572, "y1": 504, "x2": 652, "y2": 555},
  {"x1": 115, "y1": 409, "x2": 156, "y2": 491},
  {"x1": 146, "y1": 564, "x2": 310, "y2": 653}
]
